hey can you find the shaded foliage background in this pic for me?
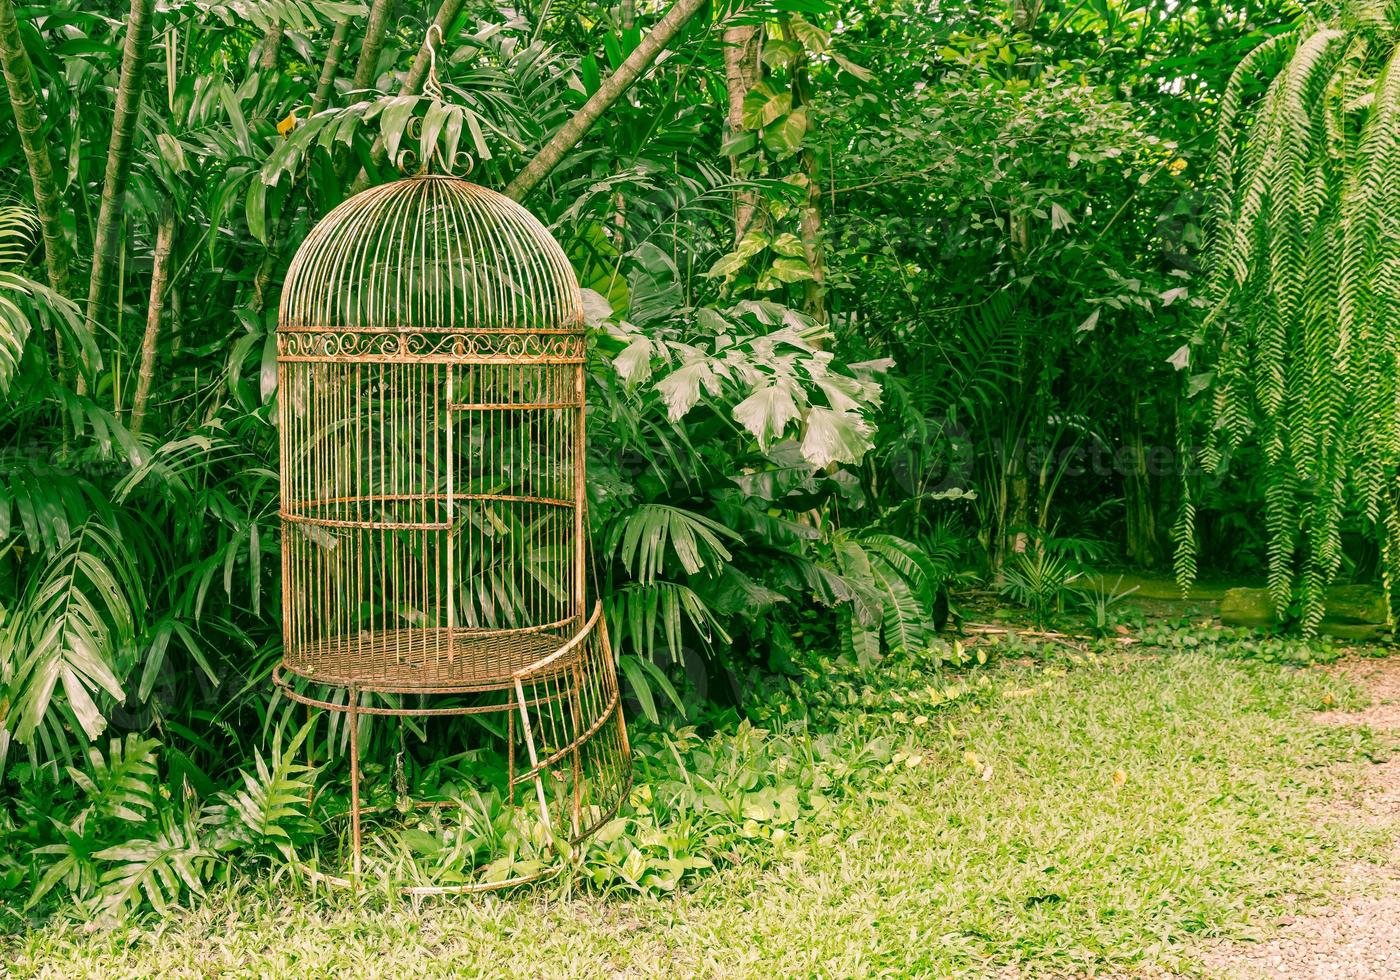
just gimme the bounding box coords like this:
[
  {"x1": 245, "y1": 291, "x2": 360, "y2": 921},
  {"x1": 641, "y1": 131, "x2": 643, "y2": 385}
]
[{"x1": 0, "y1": 0, "x2": 1341, "y2": 915}]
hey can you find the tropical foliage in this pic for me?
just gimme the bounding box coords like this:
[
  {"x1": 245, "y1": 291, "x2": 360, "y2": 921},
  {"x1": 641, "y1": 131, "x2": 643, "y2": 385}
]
[
  {"x1": 1179, "y1": 0, "x2": 1400, "y2": 632},
  {"x1": 0, "y1": 0, "x2": 1384, "y2": 921}
]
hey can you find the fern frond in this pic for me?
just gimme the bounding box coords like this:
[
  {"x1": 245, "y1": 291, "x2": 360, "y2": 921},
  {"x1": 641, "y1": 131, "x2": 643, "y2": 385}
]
[{"x1": 1190, "y1": 5, "x2": 1400, "y2": 632}]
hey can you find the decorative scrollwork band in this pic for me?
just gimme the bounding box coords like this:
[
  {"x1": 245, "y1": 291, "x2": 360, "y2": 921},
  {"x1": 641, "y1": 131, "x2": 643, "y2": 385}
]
[{"x1": 278, "y1": 330, "x2": 587, "y2": 362}]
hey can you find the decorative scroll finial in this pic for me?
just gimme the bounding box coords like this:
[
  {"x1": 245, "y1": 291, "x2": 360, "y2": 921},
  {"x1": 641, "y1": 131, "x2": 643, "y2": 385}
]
[{"x1": 397, "y1": 23, "x2": 474, "y2": 178}]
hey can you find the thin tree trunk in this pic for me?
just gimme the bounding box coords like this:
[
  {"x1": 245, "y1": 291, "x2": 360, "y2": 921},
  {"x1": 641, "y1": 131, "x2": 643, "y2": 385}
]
[
  {"x1": 261, "y1": 17, "x2": 360, "y2": 313},
  {"x1": 81, "y1": 0, "x2": 156, "y2": 392},
  {"x1": 998, "y1": 0, "x2": 1039, "y2": 565},
  {"x1": 0, "y1": 0, "x2": 68, "y2": 296},
  {"x1": 1123, "y1": 397, "x2": 1161, "y2": 567},
  {"x1": 723, "y1": 19, "x2": 762, "y2": 244},
  {"x1": 257, "y1": 26, "x2": 281, "y2": 70},
  {"x1": 312, "y1": 19, "x2": 351, "y2": 114},
  {"x1": 504, "y1": 0, "x2": 709, "y2": 203},
  {"x1": 783, "y1": 29, "x2": 826, "y2": 324},
  {"x1": 352, "y1": 0, "x2": 395, "y2": 91},
  {"x1": 335, "y1": 0, "x2": 395, "y2": 185},
  {"x1": 129, "y1": 207, "x2": 175, "y2": 438},
  {"x1": 167, "y1": 281, "x2": 183, "y2": 363},
  {"x1": 798, "y1": 144, "x2": 826, "y2": 322},
  {"x1": 1007, "y1": 0, "x2": 1037, "y2": 267}
]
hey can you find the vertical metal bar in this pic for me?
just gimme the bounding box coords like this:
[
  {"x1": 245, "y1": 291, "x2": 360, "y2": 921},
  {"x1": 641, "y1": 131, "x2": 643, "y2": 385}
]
[
  {"x1": 348, "y1": 687, "x2": 362, "y2": 879},
  {"x1": 514, "y1": 677, "x2": 554, "y2": 834},
  {"x1": 568, "y1": 660, "x2": 584, "y2": 836},
  {"x1": 573, "y1": 362, "x2": 585, "y2": 625},
  {"x1": 446, "y1": 364, "x2": 455, "y2": 663}
]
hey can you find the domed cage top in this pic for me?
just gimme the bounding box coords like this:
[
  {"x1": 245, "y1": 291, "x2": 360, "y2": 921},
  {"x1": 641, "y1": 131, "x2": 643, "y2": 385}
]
[{"x1": 274, "y1": 173, "x2": 630, "y2": 887}]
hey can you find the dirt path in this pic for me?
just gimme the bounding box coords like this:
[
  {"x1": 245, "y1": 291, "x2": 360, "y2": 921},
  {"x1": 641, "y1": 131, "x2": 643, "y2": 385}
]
[{"x1": 1201, "y1": 657, "x2": 1400, "y2": 979}]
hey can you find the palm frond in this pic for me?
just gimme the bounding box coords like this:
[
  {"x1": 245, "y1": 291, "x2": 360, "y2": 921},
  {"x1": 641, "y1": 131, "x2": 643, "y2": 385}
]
[{"x1": 0, "y1": 522, "x2": 143, "y2": 755}]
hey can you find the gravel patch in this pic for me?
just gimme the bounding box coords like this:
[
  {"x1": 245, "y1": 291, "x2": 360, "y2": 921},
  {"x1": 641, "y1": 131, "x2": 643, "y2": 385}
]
[
  {"x1": 1202, "y1": 656, "x2": 1400, "y2": 979},
  {"x1": 1316, "y1": 658, "x2": 1400, "y2": 731}
]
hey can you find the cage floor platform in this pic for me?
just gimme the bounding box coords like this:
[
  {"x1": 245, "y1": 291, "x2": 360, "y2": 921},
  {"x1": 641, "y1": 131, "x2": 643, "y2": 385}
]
[{"x1": 281, "y1": 626, "x2": 574, "y2": 692}]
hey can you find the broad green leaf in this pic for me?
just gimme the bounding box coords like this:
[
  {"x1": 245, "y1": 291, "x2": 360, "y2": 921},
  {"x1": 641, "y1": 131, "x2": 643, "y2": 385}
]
[
  {"x1": 800, "y1": 407, "x2": 875, "y2": 467},
  {"x1": 733, "y1": 382, "x2": 802, "y2": 449}
]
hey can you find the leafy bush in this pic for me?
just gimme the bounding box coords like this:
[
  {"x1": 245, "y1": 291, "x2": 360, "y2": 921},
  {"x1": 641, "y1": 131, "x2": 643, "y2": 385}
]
[
  {"x1": 999, "y1": 547, "x2": 1082, "y2": 628},
  {"x1": 9, "y1": 726, "x2": 319, "y2": 923}
]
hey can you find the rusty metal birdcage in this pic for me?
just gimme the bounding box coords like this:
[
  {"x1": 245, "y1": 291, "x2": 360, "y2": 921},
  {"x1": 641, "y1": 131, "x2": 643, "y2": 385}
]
[{"x1": 272, "y1": 43, "x2": 629, "y2": 889}]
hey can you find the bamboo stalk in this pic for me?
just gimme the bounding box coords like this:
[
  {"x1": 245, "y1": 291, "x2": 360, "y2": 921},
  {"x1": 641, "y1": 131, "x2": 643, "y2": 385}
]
[
  {"x1": 351, "y1": 0, "x2": 394, "y2": 91},
  {"x1": 0, "y1": 0, "x2": 68, "y2": 296},
  {"x1": 311, "y1": 18, "x2": 351, "y2": 114},
  {"x1": 81, "y1": 0, "x2": 156, "y2": 392},
  {"x1": 129, "y1": 207, "x2": 175, "y2": 437}
]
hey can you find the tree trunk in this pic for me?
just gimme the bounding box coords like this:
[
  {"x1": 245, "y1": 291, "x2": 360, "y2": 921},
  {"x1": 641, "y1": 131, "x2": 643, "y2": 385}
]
[
  {"x1": 785, "y1": 36, "x2": 825, "y2": 324},
  {"x1": 504, "y1": 0, "x2": 709, "y2": 203},
  {"x1": 0, "y1": 0, "x2": 68, "y2": 297},
  {"x1": 311, "y1": 19, "x2": 351, "y2": 114},
  {"x1": 265, "y1": 16, "x2": 362, "y2": 312},
  {"x1": 798, "y1": 144, "x2": 826, "y2": 321},
  {"x1": 167, "y1": 281, "x2": 183, "y2": 363},
  {"x1": 722, "y1": 19, "x2": 762, "y2": 244},
  {"x1": 257, "y1": 26, "x2": 281, "y2": 70},
  {"x1": 81, "y1": 0, "x2": 156, "y2": 392},
  {"x1": 997, "y1": 0, "x2": 1039, "y2": 563},
  {"x1": 129, "y1": 207, "x2": 175, "y2": 438},
  {"x1": 1122, "y1": 397, "x2": 1161, "y2": 567},
  {"x1": 352, "y1": 0, "x2": 395, "y2": 91},
  {"x1": 336, "y1": 0, "x2": 395, "y2": 185},
  {"x1": 1007, "y1": 0, "x2": 1037, "y2": 267}
]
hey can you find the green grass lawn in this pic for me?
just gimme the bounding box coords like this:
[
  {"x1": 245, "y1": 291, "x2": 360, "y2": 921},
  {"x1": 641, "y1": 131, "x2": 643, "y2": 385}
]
[{"x1": 6, "y1": 650, "x2": 1391, "y2": 978}]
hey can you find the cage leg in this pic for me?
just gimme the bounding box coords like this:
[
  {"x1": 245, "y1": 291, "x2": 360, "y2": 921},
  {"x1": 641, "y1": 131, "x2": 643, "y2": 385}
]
[
  {"x1": 305, "y1": 702, "x2": 317, "y2": 809},
  {"x1": 348, "y1": 688, "x2": 363, "y2": 880}
]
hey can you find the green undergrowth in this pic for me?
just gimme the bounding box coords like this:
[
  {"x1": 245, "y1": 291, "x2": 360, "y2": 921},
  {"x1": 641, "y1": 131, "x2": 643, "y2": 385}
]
[
  {"x1": 1134, "y1": 620, "x2": 1389, "y2": 667},
  {"x1": 4, "y1": 637, "x2": 1392, "y2": 977},
  {"x1": 0, "y1": 644, "x2": 982, "y2": 925}
]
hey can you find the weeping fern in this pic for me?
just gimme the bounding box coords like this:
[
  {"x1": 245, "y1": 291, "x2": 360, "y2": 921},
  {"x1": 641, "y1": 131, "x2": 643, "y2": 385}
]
[{"x1": 1182, "y1": 1, "x2": 1400, "y2": 631}]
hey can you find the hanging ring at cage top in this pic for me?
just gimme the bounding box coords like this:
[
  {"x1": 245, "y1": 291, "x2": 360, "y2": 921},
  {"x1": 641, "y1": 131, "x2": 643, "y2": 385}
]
[{"x1": 423, "y1": 23, "x2": 445, "y2": 104}]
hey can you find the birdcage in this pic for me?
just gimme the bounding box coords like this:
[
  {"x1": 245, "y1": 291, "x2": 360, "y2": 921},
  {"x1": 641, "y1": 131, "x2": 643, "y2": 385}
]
[{"x1": 272, "y1": 149, "x2": 630, "y2": 890}]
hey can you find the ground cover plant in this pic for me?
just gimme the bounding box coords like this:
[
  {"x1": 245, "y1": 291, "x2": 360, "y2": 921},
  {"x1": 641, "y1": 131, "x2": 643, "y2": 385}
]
[{"x1": 3, "y1": 631, "x2": 1391, "y2": 976}]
